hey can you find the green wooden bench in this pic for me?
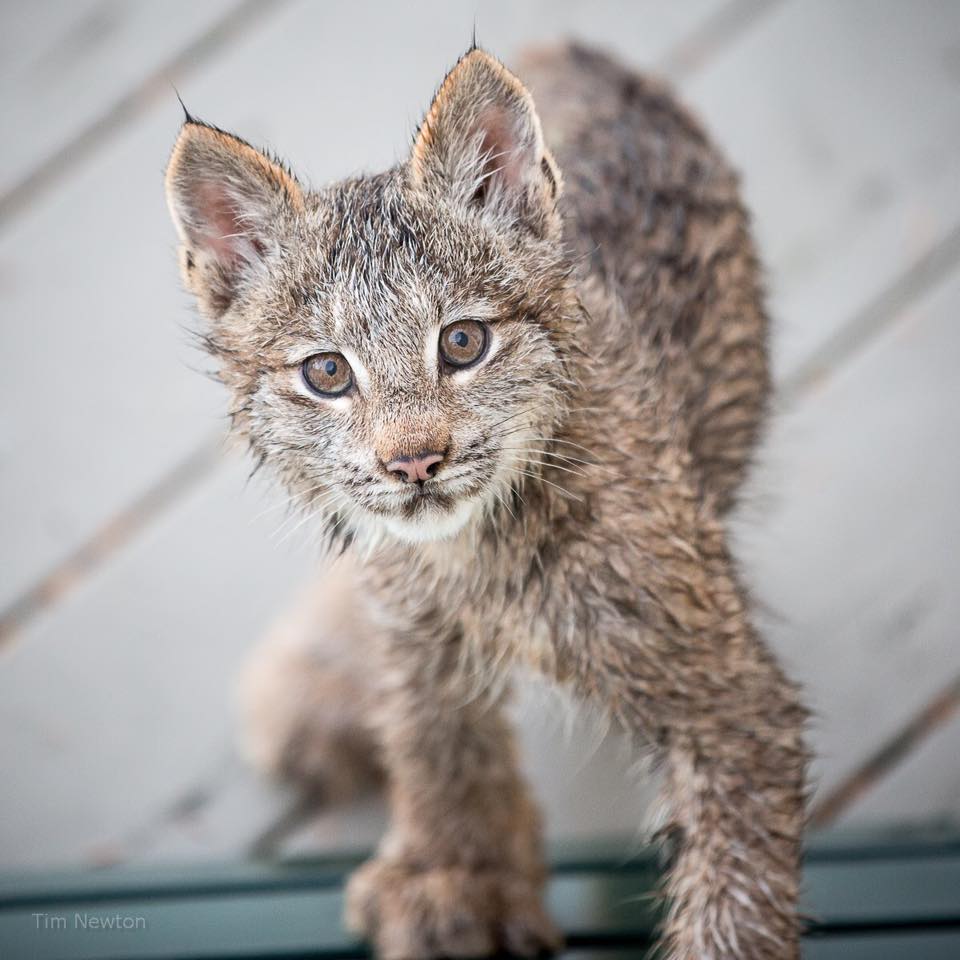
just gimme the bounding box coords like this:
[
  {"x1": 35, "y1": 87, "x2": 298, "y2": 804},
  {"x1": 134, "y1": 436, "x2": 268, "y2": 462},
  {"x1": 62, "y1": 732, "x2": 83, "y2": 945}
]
[{"x1": 2, "y1": 825, "x2": 958, "y2": 959}]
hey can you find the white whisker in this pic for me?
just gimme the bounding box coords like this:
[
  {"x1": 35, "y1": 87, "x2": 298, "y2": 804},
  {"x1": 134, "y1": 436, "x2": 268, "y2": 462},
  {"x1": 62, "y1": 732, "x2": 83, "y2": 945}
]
[{"x1": 506, "y1": 466, "x2": 584, "y2": 502}]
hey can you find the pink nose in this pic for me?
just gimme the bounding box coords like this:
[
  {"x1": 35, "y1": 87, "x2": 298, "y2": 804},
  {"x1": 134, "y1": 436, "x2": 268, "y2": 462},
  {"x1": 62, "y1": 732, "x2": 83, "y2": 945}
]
[{"x1": 384, "y1": 450, "x2": 445, "y2": 484}]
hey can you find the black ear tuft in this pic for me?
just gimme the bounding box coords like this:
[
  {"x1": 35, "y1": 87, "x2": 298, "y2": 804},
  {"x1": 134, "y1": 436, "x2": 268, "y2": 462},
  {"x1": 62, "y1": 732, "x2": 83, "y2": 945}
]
[{"x1": 173, "y1": 88, "x2": 197, "y2": 125}]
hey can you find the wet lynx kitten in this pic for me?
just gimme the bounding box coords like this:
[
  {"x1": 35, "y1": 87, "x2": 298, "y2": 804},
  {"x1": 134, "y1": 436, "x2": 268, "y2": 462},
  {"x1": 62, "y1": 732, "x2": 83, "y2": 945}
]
[{"x1": 166, "y1": 44, "x2": 807, "y2": 960}]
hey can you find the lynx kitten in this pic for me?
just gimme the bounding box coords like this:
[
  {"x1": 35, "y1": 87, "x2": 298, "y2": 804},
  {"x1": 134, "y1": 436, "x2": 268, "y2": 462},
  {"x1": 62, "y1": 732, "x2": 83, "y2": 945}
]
[{"x1": 166, "y1": 43, "x2": 808, "y2": 960}]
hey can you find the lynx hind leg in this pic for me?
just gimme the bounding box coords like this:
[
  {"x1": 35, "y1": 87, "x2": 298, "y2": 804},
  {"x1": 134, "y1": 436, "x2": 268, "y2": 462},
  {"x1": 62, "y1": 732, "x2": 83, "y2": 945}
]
[{"x1": 238, "y1": 555, "x2": 382, "y2": 803}]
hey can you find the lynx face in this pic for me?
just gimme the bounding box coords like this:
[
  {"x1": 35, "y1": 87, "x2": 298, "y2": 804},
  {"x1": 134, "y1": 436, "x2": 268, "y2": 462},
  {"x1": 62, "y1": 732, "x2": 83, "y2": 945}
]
[{"x1": 166, "y1": 51, "x2": 575, "y2": 544}]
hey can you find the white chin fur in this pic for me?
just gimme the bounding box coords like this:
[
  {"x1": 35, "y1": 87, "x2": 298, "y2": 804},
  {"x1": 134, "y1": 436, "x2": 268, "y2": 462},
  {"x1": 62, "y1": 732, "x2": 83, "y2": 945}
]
[{"x1": 380, "y1": 498, "x2": 478, "y2": 544}]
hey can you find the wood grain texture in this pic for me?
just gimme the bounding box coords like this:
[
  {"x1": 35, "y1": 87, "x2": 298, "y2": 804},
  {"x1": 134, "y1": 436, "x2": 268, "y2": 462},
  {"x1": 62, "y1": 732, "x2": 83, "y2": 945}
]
[
  {"x1": 682, "y1": 0, "x2": 960, "y2": 384},
  {"x1": 0, "y1": 0, "x2": 248, "y2": 203},
  {"x1": 1, "y1": 0, "x2": 959, "y2": 870},
  {"x1": 0, "y1": 457, "x2": 313, "y2": 867},
  {"x1": 734, "y1": 265, "x2": 960, "y2": 805},
  {"x1": 835, "y1": 699, "x2": 960, "y2": 826}
]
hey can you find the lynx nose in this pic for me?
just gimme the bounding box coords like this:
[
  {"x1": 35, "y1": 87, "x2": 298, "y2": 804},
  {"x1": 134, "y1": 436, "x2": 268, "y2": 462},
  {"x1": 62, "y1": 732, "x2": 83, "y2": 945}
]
[{"x1": 384, "y1": 450, "x2": 446, "y2": 484}]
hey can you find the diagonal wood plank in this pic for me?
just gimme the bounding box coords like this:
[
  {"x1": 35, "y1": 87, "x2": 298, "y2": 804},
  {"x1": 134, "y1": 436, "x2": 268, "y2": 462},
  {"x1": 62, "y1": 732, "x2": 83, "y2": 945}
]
[
  {"x1": 682, "y1": 0, "x2": 960, "y2": 384},
  {"x1": 812, "y1": 675, "x2": 960, "y2": 825},
  {"x1": 733, "y1": 263, "x2": 960, "y2": 811},
  {"x1": 834, "y1": 694, "x2": 960, "y2": 826},
  {"x1": 0, "y1": 0, "x2": 252, "y2": 204},
  {"x1": 0, "y1": 459, "x2": 312, "y2": 868}
]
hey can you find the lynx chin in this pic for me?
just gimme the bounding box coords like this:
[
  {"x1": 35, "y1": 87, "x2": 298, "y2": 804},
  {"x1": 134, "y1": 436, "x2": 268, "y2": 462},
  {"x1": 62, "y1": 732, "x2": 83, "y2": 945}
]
[{"x1": 166, "y1": 42, "x2": 808, "y2": 960}]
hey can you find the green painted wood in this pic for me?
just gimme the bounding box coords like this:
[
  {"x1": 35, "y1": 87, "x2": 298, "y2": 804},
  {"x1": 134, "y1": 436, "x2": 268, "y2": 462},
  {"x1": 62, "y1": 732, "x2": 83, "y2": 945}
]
[
  {"x1": 1, "y1": 830, "x2": 958, "y2": 959},
  {"x1": 5, "y1": 824, "x2": 959, "y2": 907},
  {"x1": 804, "y1": 931, "x2": 960, "y2": 960}
]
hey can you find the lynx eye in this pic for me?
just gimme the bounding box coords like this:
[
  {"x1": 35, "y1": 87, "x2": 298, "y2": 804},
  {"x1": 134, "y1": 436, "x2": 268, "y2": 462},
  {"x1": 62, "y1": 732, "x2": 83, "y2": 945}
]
[
  {"x1": 439, "y1": 319, "x2": 489, "y2": 370},
  {"x1": 302, "y1": 352, "x2": 353, "y2": 397}
]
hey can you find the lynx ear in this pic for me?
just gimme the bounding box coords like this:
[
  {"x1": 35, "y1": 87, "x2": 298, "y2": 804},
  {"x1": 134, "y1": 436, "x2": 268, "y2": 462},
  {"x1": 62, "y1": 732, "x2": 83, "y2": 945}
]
[
  {"x1": 411, "y1": 49, "x2": 561, "y2": 236},
  {"x1": 165, "y1": 120, "x2": 304, "y2": 317}
]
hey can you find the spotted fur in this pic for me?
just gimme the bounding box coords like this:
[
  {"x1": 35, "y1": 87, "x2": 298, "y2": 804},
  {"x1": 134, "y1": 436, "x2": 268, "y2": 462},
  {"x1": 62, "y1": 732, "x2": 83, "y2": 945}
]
[{"x1": 167, "y1": 43, "x2": 808, "y2": 960}]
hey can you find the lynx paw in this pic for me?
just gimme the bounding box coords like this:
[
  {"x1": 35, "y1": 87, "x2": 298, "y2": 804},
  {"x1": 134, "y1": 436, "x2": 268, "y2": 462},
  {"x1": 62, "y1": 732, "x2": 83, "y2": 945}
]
[{"x1": 345, "y1": 858, "x2": 562, "y2": 959}]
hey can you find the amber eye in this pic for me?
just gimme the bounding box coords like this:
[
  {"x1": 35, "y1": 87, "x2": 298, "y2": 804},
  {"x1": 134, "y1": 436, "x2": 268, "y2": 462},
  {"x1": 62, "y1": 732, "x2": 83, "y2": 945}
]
[
  {"x1": 439, "y1": 319, "x2": 489, "y2": 370},
  {"x1": 302, "y1": 352, "x2": 353, "y2": 397}
]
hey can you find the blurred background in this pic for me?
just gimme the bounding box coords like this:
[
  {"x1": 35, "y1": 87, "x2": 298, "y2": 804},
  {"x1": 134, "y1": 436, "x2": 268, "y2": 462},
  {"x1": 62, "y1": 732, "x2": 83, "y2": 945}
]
[{"x1": 1, "y1": 0, "x2": 958, "y2": 871}]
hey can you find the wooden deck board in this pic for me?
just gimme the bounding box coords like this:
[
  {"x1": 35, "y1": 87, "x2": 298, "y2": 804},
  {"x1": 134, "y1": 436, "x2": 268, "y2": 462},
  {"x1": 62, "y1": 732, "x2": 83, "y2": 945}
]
[
  {"x1": 0, "y1": 458, "x2": 311, "y2": 867},
  {"x1": 0, "y1": 0, "x2": 247, "y2": 202},
  {"x1": 1, "y1": 0, "x2": 959, "y2": 870},
  {"x1": 682, "y1": 0, "x2": 960, "y2": 385},
  {"x1": 735, "y1": 263, "x2": 960, "y2": 808},
  {"x1": 836, "y1": 708, "x2": 960, "y2": 827}
]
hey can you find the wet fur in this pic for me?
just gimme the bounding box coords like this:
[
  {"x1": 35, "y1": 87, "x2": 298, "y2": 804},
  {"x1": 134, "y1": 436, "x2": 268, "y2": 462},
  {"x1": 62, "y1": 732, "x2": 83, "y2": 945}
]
[{"x1": 168, "y1": 43, "x2": 808, "y2": 960}]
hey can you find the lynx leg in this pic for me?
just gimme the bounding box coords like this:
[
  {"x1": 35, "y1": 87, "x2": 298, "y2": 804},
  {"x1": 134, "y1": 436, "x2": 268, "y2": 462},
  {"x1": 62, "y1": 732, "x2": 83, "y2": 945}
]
[
  {"x1": 550, "y1": 495, "x2": 808, "y2": 959},
  {"x1": 345, "y1": 625, "x2": 561, "y2": 960},
  {"x1": 238, "y1": 554, "x2": 382, "y2": 803}
]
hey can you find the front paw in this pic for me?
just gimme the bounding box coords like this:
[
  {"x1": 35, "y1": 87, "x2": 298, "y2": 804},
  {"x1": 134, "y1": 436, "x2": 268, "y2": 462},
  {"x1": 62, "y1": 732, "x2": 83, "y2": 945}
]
[{"x1": 345, "y1": 857, "x2": 562, "y2": 959}]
